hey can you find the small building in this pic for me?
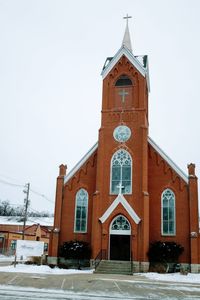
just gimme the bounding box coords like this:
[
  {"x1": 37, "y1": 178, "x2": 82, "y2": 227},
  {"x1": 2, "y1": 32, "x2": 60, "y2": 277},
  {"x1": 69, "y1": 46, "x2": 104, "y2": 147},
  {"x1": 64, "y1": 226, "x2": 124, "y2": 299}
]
[{"x1": 0, "y1": 216, "x2": 53, "y2": 255}]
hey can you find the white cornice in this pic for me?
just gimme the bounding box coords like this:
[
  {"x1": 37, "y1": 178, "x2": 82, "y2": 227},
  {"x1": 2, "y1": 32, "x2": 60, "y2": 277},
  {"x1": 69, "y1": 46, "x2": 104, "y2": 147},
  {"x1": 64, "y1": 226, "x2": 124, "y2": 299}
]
[
  {"x1": 64, "y1": 142, "x2": 98, "y2": 184},
  {"x1": 99, "y1": 193, "x2": 141, "y2": 224},
  {"x1": 148, "y1": 137, "x2": 188, "y2": 183},
  {"x1": 101, "y1": 46, "x2": 146, "y2": 79},
  {"x1": 101, "y1": 46, "x2": 150, "y2": 92}
]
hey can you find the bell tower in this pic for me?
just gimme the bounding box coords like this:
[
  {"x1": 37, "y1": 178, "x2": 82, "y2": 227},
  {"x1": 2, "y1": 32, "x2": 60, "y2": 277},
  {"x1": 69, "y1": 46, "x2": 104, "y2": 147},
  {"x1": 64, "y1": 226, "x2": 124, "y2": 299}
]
[{"x1": 91, "y1": 16, "x2": 150, "y2": 271}]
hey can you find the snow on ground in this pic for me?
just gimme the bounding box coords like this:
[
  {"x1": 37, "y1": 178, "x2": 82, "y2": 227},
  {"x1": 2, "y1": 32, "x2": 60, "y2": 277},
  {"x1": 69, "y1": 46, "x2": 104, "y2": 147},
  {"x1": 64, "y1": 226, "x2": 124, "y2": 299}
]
[
  {"x1": 0, "y1": 262, "x2": 199, "y2": 284},
  {"x1": 0, "y1": 216, "x2": 54, "y2": 226},
  {"x1": 0, "y1": 264, "x2": 93, "y2": 275},
  {"x1": 141, "y1": 272, "x2": 200, "y2": 284},
  {"x1": 0, "y1": 255, "x2": 14, "y2": 261}
]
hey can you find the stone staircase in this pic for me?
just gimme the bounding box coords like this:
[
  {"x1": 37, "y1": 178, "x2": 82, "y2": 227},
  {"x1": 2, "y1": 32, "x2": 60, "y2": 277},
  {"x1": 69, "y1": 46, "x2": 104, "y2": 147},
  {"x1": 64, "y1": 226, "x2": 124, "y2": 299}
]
[{"x1": 95, "y1": 260, "x2": 132, "y2": 275}]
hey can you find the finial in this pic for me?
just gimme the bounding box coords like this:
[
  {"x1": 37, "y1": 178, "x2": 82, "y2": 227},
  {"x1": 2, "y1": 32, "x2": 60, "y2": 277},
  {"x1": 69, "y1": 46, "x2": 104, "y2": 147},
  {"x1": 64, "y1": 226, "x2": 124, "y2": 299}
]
[{"x1": 122, "y1": 14, "x2": 133, "y2": 53}]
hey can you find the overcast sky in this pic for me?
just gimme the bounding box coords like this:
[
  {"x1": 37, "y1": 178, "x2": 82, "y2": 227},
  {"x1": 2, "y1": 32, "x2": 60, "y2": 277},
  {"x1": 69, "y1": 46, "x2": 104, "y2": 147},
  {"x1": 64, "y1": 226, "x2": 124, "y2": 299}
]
[{"x1": 0, "y1": 0, "x2": 199, "y2": 214}]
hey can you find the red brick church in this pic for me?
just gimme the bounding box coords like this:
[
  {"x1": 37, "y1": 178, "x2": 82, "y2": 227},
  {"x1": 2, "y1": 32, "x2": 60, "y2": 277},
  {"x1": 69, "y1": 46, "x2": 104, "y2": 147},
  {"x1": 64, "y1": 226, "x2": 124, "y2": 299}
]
[{"x1": 49, "y1": 17, "x2": 200, "y2": 272}]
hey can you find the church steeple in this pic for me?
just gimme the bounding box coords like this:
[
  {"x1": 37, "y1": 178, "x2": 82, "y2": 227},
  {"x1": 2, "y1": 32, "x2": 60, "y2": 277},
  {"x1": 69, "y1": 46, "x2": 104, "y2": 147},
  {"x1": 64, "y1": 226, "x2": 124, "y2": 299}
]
[{"x1": 122, "y1": 14, "x2": 132, "y2": 53}]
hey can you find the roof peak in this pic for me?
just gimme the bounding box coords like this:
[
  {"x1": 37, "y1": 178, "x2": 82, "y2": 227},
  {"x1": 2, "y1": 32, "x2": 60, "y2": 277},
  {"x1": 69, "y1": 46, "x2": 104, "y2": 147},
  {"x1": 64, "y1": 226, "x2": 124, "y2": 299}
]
[{"x1": 122, "y1": 14, "x2": 132, "y2": 53}]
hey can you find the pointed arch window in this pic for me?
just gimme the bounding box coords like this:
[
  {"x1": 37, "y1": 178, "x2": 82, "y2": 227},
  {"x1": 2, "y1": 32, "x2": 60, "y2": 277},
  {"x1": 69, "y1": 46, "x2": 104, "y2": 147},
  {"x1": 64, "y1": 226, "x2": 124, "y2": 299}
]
[
  {"x1": 74, "y1": 189, "x2": 88, "y2": 233},
  {"x1": 115, "y1": 75, "x2": 132, "y2": 86},
  {"x1": 110, "y1": 149, "x2": 132, "y2": 194},
  {"x1": 161, "y1": 189, "x2": 176, "y2": 235}
]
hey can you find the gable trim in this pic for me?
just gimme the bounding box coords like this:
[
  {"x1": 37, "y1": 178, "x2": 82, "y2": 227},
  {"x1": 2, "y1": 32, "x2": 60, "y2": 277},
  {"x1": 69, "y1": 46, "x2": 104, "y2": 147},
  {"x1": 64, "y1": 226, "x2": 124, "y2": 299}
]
[
  {"x1": 64, "y1": 142, "x2": 98, "y2": 184},
  {"x1": 148, "y1": 137, "x2": 188, "y2": 183},
  {"x1": 99, "y1": 193, "x2": 141, "y2": 224},
  {"x1": 101, "y1": 46, "x2": 146, "y2": 80}
]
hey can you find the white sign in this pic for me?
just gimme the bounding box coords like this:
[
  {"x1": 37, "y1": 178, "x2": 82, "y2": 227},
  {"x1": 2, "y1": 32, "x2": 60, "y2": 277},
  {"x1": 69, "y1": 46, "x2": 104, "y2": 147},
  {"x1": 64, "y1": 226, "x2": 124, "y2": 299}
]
[{"x1": 16, "y1": 240, "x2": 44, "y2": 257}]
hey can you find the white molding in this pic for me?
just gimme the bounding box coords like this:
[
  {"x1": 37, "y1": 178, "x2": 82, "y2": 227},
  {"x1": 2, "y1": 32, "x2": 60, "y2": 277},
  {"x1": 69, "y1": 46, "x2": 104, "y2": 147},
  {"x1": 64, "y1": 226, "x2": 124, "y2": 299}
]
[
  {"x1": 99, "y1": 193, "x2": 141, "y2": 224},
  {"x1": 64, "y1": 142, "x2": 98, "y2": 184},
  {"x1": 148, "y1": 137, "x2": 188, "y2": 183},
  {"x1": 64, "y1": 137, "x2": 188, "y2": 188},
  {"x1": 101, "y1": 46, "x2": 146, "y2": 79}
]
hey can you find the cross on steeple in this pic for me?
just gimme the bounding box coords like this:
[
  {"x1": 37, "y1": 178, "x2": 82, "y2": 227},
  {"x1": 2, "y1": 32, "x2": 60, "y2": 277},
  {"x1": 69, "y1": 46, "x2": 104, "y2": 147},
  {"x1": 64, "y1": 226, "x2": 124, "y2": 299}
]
[
  {"x1": 119, "y1": 89, "x2": 129, "y2": 103},
  {"x1": 116, "y1": 182, "x2": 124, "y2": 195},
  {"x1": 123, "y1": 14, "x2": 132, "y2": 26}
]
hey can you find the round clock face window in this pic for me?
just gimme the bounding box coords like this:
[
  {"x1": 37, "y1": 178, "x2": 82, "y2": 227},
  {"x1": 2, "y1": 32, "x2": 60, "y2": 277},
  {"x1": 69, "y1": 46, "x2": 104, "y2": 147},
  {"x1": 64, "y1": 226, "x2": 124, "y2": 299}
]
[{"x1": 113, "y1": 125, "x2": 131, "y2": 142}]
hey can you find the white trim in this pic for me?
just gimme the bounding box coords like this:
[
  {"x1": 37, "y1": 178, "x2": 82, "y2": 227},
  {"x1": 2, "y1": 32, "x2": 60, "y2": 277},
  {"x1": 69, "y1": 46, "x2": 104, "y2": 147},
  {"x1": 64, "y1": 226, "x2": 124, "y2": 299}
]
[
  {"x1": 101, "y1": 46, "x2": 146, "y2": 79},
  {"x1": 99, "y1": 193, "x2": 141, "y2": 224},
  {"x1": 110, "y1": 148, "x2": 132, "y2": 195},
  {"x1": 64, "y1": 142, "x2": 98, "y2": 184},
  {"x1": 74, "y1": 188, "x2": 88, "y2": 233},
  {"x1": 148, "y1": 137, "x2": 188, "y2": 183},
  {"x1": 64, "y1": 137, "x2": 188, "y2": 187},
  {"x1": 161, "y1": 189, "x2": 176, "y2": 236}
]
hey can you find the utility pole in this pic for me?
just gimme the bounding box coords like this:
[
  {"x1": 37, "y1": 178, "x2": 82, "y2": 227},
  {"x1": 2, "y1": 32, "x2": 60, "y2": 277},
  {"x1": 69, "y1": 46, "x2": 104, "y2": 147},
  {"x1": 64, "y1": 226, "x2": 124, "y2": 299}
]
[{"x1": 22, "y1": 183, "x2": 30, "y2": 240}]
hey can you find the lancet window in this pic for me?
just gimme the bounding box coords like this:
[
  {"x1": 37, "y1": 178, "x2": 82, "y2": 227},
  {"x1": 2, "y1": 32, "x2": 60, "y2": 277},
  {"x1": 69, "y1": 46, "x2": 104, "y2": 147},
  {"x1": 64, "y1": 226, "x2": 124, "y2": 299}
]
[
  {"x1": 74, "y1": 188, "x2": 88, "y2": 233},
  {"x1": 161, "y1": 189, "x2": 176, "y2": 235},
  {"x1": 110, "y1": 149, "x2": 132, "y2": 194}
]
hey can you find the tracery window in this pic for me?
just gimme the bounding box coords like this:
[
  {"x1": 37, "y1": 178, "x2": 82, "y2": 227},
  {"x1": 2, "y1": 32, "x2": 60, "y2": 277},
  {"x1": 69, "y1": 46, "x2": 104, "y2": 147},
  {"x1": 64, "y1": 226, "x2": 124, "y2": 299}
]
[
  {"x1": 161, "y1": 189, "x2": 176, "y2": 235},
  {"x1": 74, "y1": 189, "x2": 88, "y2": 233},
  {"x1": 110, "y1": 149, "x2": 132, "y2": 194},
  {"x1": 111, "y1": 215, "x2": 130, "y2": 231}
]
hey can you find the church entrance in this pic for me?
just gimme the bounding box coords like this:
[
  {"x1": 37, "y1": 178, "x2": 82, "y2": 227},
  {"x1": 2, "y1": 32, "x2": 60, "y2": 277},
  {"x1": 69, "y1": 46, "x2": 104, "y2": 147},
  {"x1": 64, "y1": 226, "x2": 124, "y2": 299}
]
[{"x1": 109, "y1": 215, "x2": 131, "y2": 261}]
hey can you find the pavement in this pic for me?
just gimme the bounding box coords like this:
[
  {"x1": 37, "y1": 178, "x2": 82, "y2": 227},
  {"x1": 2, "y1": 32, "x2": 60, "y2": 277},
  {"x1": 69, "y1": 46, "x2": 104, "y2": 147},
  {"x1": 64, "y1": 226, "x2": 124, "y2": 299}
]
[{"x1": 0, "y1": 271, "x2": 200, "y2": 299}]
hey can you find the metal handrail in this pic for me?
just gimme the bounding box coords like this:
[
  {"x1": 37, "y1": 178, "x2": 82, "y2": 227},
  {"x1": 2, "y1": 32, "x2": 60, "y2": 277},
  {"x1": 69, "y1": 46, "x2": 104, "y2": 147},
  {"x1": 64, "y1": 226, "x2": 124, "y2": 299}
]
[{"x1": 93, "y1": 249, "x2": 106, "y2": 270}]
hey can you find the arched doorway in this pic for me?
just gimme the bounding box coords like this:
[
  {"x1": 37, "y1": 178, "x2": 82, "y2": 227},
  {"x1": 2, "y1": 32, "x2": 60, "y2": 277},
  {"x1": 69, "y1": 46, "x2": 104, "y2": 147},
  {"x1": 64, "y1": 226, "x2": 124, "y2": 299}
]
[{"x1": 109, "y1": 215, "x2": 131, "y2": 261}]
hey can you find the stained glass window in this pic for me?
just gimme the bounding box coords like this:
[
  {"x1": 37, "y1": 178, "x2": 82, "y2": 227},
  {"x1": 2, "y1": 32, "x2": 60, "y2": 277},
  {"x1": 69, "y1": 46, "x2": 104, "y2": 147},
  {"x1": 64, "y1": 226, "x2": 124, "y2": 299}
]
[
  {"x1": 111, "y1": 215, "x2": 130, "y2": 231},
  {"x1": 162, "y1": 189, "x2": 175, "y2": 235},
  {"x1": 111, "y1": 149, "x2": 132, "y2": 194},
  {"x1": 74, "y1": 189, "x2": 88, "y2": 233}
]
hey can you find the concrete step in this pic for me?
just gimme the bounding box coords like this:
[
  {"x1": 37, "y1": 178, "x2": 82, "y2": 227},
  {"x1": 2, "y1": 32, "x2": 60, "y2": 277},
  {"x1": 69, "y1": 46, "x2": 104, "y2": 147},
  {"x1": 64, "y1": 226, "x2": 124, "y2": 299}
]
[{"x1": 95, "y1": 260, "x2": 133, "y2": 275}]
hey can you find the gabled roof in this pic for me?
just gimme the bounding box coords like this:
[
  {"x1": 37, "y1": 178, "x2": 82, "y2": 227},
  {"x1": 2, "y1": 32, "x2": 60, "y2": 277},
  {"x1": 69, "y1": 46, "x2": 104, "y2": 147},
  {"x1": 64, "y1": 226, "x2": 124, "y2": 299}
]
[
  {"x1": 148, "y1": 137, "x2": 188, "y2": 183},
  {"x1": 101, "y1": 46, "x2": 146, "y2": 78},
  {"x1": 99, "y1": 193, "x2": 141, "y2": 224},
  {"x1": 101, "y1": 45, "x2": 150, "y2": 92},
  {"x1": 64, "y1": 137, "x2": 188, "y2": 185},
  {"x1": 64, "y1": 142, "x2": 98, "y2": 184}
]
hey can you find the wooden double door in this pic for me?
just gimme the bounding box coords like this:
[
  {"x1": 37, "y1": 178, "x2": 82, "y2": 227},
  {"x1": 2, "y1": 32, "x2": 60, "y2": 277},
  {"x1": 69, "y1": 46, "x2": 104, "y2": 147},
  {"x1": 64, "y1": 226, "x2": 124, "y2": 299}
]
[{"x1": 110, "y1": 234, "x2": 130, "y2": 261}]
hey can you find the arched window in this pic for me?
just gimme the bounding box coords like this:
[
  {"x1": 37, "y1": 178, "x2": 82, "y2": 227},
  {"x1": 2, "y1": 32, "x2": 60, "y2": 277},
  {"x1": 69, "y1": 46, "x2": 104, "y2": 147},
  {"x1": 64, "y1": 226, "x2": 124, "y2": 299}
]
[
  {"x1": 110, "y1": 149, "x2": 132, "y2": 194},
  {"x1": 115, "y1": 75, "x2": 132, "y2": 86},
  {"x1": 161, "y1": 189, "x2": 176, "y2": 235},
  {"x1": 110, "y1": 215, "x2": 131, "y2": 235},
  {"x1": 74, "y1": 189, "x2": 88, "y2": 233}
]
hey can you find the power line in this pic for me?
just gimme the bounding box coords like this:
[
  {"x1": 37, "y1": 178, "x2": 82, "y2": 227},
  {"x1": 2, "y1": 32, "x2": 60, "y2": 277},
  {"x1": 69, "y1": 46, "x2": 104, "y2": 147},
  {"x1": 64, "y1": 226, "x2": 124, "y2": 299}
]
[
  {"x1": 30, "y1": 188, "x2": 54, "y2": 204},
  {"x1": 0, "y1": 178, "x2": 24, "y2": 188},
  {"x1": 0, "y1": 176, "x2": 54, "y2": 205},
  {"x1": 0, "y1": 174, "x2": 25, "y2": 186}
]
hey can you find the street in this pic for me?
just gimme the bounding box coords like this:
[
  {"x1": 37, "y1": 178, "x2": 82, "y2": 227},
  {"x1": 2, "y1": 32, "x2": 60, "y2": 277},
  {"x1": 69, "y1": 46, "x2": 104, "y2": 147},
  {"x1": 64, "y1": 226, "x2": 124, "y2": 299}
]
[{"x1": 0, "y1": 272, "x2": 200, "y2": 299}]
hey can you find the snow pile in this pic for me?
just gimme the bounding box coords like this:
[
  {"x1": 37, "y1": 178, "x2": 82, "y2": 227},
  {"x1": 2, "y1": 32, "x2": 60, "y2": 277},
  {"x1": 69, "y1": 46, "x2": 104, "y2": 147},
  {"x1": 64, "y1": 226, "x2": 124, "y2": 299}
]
[
  {"x1": 0, "y1": 264, "x2": 93, "y2": 275},
  {"x1": 142, "y1": 272, "x2": 200, "y2": 284}
]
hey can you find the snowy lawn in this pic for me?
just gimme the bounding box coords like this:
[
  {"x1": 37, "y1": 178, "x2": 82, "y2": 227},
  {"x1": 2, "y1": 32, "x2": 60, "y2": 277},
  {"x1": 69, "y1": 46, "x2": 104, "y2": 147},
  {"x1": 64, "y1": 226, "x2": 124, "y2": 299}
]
[
  {"x1": 141, "y1": 272, "x2": 200, "y2": 284},
  {"x1": 0, "y1": 264, "x2": 93, "y2": 275},
  {"x1": 0, "y1": 261, "x2": 199, "y2": 284}
]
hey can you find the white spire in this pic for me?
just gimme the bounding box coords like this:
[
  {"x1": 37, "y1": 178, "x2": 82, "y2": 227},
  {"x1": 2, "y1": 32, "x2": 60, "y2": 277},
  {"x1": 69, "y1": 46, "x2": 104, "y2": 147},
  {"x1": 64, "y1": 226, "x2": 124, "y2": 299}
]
[{"x1": 122, "y1": 14, "x2": 132, "y2": 53}]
